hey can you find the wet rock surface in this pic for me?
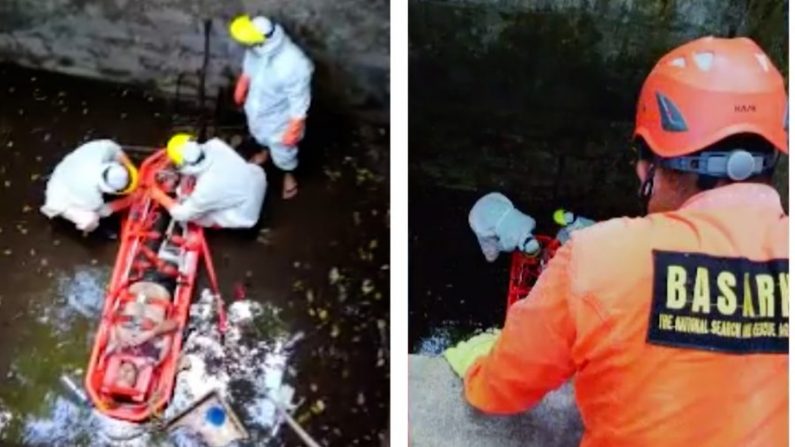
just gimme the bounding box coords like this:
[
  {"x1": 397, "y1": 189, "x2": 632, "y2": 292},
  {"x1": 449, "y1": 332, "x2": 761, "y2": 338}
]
[
  {"x1": 0, "y1": 63, "x2": 388, "y2": 446},
  {"x1": 409, "y1": 0, "x2": 787, "y2": 207},
  {"x1": 0, "y1": 0, "x2": 389, "y2": 109}
]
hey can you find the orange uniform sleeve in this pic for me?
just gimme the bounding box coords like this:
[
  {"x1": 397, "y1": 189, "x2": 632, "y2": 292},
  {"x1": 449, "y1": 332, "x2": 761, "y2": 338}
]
[{"x1": 464, "y1": 243, "x2": 578, "y2": 414}]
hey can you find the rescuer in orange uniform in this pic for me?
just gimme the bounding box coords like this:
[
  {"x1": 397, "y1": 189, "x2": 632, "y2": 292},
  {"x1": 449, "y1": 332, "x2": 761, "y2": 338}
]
[{"x1": 462, "y1": 36, "x2": 788, "y2": 446}]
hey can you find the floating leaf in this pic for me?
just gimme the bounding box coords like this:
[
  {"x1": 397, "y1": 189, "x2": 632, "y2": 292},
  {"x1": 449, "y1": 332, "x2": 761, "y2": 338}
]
[
  {"x1": 310, "y1": 400, "x2": 325, "y2": 414},
  {"x1": 361, "y1": 279, "x2": 374, "y2": 295},
  {"x1": 328, "y1": 267, "x2": 340, "y2": 285}
]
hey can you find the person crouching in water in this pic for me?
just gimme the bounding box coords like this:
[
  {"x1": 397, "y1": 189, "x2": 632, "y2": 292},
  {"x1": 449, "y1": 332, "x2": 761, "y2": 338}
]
[
  {"x1": 40, "y1": 139, "x2": 139, "y2": 233},
  {"x1": 152, "y1": 134, "x2": 267, "y2": 229}
]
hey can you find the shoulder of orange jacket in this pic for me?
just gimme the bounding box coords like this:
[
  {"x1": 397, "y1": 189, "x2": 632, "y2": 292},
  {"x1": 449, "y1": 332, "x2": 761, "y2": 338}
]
[{"x1": 564, "y1": 216, "x2": 654, "y2": 297}]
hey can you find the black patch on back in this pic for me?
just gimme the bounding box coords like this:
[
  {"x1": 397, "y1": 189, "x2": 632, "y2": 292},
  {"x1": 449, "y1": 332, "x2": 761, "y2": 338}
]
[{"x1": 648, "y1": 250, "x2": 788, "y2": 354}]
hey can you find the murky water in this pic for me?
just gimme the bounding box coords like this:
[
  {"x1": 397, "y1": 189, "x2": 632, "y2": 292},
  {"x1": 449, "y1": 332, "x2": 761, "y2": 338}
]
[{"x1": 0, "y1": 64, "x2": 389, "y2": 446}]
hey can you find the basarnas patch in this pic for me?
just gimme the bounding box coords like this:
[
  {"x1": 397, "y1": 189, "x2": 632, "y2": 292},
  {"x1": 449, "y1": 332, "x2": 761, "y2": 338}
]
[{"x1": 647, "y1": 250, "x2": 788, "y2": 354}]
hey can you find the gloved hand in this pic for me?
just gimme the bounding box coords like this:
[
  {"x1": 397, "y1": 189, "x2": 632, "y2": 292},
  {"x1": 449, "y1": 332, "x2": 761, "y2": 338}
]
[
  {"x1": 76, "y1": 213, "x2": 100, "y2": 233},
  {"x1": 443, "y1": 329, "x2": 501, "y2": 378},
  {"x1": 234, "y1": 75, "x2": 250, "y2": 106},
  {"x1": 98, "y1": 204, "x2": 113, "y2": 218},
  {"x1": 282, "y1": 118, "x2": 305, "y2": 146}
]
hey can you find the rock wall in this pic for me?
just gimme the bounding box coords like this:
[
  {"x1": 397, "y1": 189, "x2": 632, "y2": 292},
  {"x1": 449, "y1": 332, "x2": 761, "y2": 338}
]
[
  {"x1": 409, "y1": 354, "x2": 583, "y2": 446},
  {"x1": 410, "y1": 0, "x2": 788, "y2": 216},
  {"x1": 0, "y1": 0, "x2": 389, "y2": 112}
]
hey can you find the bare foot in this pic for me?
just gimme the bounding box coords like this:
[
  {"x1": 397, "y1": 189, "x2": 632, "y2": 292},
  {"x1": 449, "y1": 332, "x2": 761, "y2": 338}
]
[
  {"x1": 250, "y1": 150, "x2": 269, "y2": 166},
  {"x1": 283, "y1": 173, "x2": 298, "y2": 200}
]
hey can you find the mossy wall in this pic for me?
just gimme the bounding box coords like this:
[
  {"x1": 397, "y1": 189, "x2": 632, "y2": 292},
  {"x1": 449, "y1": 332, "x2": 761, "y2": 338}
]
[{"x1": 410, "y1": 0, "x2": 788, "y2": 217}]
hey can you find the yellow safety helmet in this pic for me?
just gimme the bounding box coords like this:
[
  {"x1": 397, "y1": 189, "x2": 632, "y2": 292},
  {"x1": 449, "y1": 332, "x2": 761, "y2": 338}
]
[
  {"x1": 553, "y1": 209, "x2": 573, "y2": 226},
  {"x1": 229, "y1": 15, "x2": 266, "y2": 46},
  {"x1": 119, "y1": 161, "x2": 139, "y2": 195},
  {"x1": 166, "y1": 133, "x2": 195, "y2": 166}
]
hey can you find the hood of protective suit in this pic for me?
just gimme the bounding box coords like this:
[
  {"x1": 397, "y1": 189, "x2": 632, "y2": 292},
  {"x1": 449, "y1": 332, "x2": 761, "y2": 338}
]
[
  {"x1": 250, "y1": 18, "x2": 286, "y2": 58},
  {"x1": 469, "y1": 192, "x2": 536, "y2": 261},
  {"x1": 177, "y1": 141, "x2": 212, "y2": 176},
  {"x1": 98, "y1": 162, "x2": 129, "y2": 194}
]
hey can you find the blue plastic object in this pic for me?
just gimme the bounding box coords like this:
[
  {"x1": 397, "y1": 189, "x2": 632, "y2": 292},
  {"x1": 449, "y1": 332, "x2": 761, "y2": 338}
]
[{"x1": 205, "y1": 405, "x2": 226, "y2": 426}]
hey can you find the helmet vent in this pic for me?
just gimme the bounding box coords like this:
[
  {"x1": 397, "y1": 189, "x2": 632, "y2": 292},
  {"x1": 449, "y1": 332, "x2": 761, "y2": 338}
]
[
  {"x1": 669, "y1": 57, "x2": 686, "y2": 68},
  {"x1": 655, "y1": 92, "x2": 689, "y2": 132},
  {"x1": 692, "y1": 51, "x2": 714, "y2": 71},
  {"x1": 755, "y1": 53, "x2": 770, "y2": 72}
]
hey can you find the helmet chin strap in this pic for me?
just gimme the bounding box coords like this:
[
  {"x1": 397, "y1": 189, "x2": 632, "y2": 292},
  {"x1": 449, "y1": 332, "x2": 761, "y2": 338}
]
[{"x1": 639, "y1": 162, "x2": 656, "y2": 212}]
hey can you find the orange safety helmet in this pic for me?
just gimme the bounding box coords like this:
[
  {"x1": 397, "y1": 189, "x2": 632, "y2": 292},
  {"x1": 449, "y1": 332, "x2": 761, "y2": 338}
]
[{"x1": 634, "y1": 36, "x2": 788, "y2": 158}]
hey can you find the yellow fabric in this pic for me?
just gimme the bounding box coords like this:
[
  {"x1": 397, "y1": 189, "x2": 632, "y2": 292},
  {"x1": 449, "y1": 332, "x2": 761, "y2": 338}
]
[
  {"x1": 443, "y1": 329, "x2": 501, "y2": 378},
  {"x1": 229, "y1": 15, "x2": 265, "y2": 45},
  {"x1": 166, "y1": 133, "x2": 194, "y2": 166}
]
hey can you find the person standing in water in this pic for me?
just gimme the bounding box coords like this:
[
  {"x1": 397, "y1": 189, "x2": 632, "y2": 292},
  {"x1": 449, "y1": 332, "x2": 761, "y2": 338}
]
[{"x1": 229, "y1": 15, "x2": 314, "y2": 200}]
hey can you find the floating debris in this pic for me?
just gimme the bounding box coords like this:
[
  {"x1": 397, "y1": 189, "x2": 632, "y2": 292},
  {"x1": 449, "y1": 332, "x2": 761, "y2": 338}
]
[
  {"x1": 361, "y1": 279, "x2": 374, "y2": 295},
  {"x1": 310, "y1": 400, "x2": 326, "y2": 414},
  {"x1": 328, "y1": 267, "x2": 341, "y2": 285}
]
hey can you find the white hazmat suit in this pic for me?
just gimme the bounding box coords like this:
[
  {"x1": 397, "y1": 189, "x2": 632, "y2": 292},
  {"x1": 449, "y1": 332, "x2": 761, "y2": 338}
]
[
  {"x1": 242, "y1": 18, "x2": 314, "y2": 171},
  {"x1": 468, "y1": 192, "x2": 540, "y2": 262},
  {"x1": 41, "y1": 139, "x2": 129, "y2": 232},
  {"x1": 169, "y1": 138, "x2": 267, "y2": 228}
]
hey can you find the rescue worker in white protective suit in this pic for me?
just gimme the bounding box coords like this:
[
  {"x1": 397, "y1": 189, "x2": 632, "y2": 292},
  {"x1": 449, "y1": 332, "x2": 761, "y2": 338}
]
[
  {"x1": 229, "y1": 15, "x2": 314, "y2": 200},
  {"x1": 468, "y1": 192, "x2": 541, "y2": 261},
  {"x1": 40, "y1": 139, "x2": 139, "y2": 233},
  {"x1": 152, "y1": 134, "x2": 267, "y2": 228}
]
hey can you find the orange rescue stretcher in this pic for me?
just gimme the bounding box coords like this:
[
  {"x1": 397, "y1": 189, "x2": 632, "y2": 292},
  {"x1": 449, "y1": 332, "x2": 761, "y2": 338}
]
[
  {"x1": 84, "y1": 149, "x2": 225, "y2": 422},
  {"x1": 505, "y1": 234, "x2": 561, "y2": 315}
]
